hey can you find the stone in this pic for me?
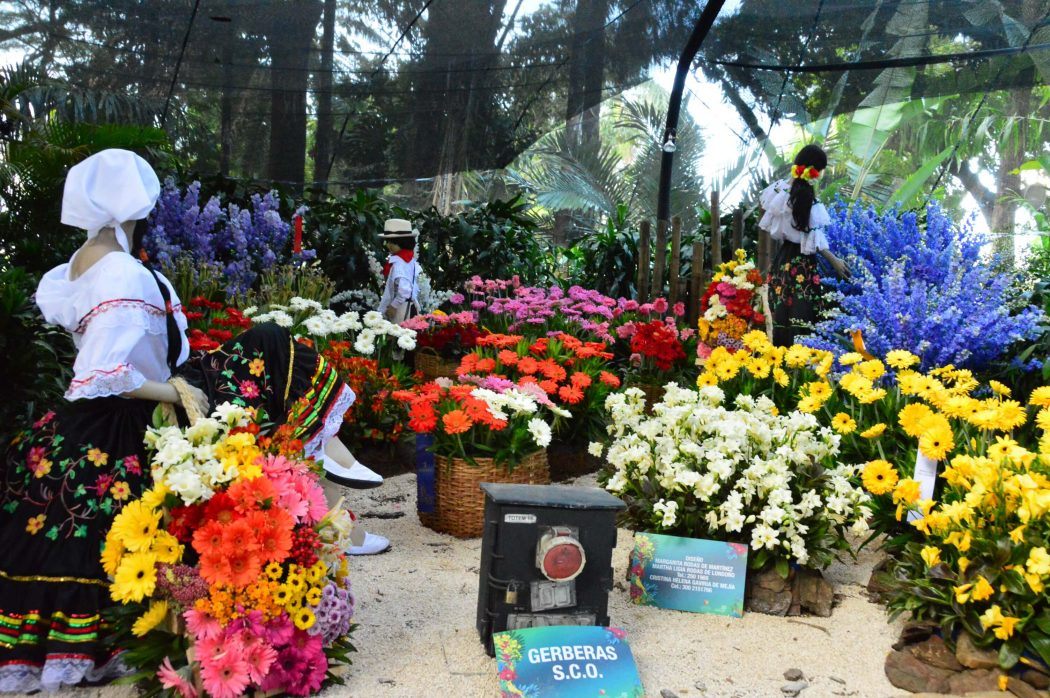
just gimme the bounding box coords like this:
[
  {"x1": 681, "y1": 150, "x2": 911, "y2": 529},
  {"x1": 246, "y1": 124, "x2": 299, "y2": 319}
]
[
  {"x1": 1008, "y1": 675, "x2": 1047, "y2": 698},
  {"x1": 908, "y1": 635, "x2": 965, "y2": 671},
  {"x1": 780, "y1": 680, "x2": 808, "y2": 696},
  {"x1": 829, "y1": 676, "x2": 845, "y2": 684},
  {"x1": 694, "y1": 680, "x2": 707, "y2": 693},
  {"x1": 955, "y1": 633, "x2": 1000, "y2": 670},
  {"x1": 797, "y1": 569, "x2": 834, "y2": 617},
  {"x1": 946, "y1": 668, "x2": 1005, "y2": 694},
  {"x1": 884, "y1": 649, "x2": 952, "y2": 694},
  {"x1": 783, "y1": 668, "x2": 804, "y2": 681},
  {"x1": 893, "y1": 621, "x2": 938, "y2": 651},
  {"x1": 867, "y1": 556, "x2": 893, "y2": 599},
  {"x1": 746, "y1": 568, "x2": 793, "y2": 616},
  {"x1": 660, "y1": 691, "x2": 679, "y2": 698},
  {"x1": 1021, "y1": 669, "x2": 1050, "y2": 690}
]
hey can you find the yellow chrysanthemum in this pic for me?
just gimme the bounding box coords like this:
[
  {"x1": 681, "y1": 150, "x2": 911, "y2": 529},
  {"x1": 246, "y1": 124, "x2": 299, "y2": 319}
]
[
  {"x1": 862, "y1": 460, "x2": 898, "y2": 495},
  {"x1": 918, "y1": 416, "x2": 954, "y2": 461},
  {"x1": 132, "y1": 600, "x2": 169, "y2": 637},
  {"x1": 885, "y1": 350, "x2": 919, "y2": 370},
  {"x1": 831, "y1": 412, "x2": 857, "y2": 435},
  {"x1": 109, "y1": 500, "x2": 161, "y2": 553},
  {"x1": 111, "y1": 551, "x2": 158, "y2": 604},
  {"x1": 860, "y1": 423, "x2": 887, "y2": 439},
  {"x1": 839, "y1": 352, "x2": 863, "y2": 366},
  {"x1": 1031, "y1": 386, "x2": 1050, "y2": 408},
  {"x1": 898, "y1": 403, "x2": 935, "y2": 438},
  {"x1": 920, "y1": 546, "x2": 941, "y2": 568}
]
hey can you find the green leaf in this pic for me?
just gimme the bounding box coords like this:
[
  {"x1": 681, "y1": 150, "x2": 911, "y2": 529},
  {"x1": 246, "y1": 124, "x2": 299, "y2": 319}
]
[
  {"x1": 775, "y1": 557, "x2": 790, "y2": 579},
  {"x1": 885, "y1": 146, "x2": 954, "y2": 209},
  {"x1": 1000, "y1": 637, "x2": 1024, "y2": 669},
  {"x1": 1027, "y1": 631, "x2": 1050, "y2": 668}
]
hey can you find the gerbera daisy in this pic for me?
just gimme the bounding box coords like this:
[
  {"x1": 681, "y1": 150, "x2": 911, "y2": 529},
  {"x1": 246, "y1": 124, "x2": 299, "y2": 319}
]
[
  {"x1": 918, "y1": 416, "x2": 954, "y2": 460},
  {"x1": 860, "y1": 423, "x2": 887, "y2": 439},
  {"x1": 111, "y1": 500, "x2": 161, "y2": 552},
  {"x1": 558, "y1": 385, "x2": 585, "y2": 405},
  {"x1": 203, "y1": 492, "x2": 239, "y2": 526},
  {"x1": 441, "y1": 410, "x2": 473, "y2": 435},
  {"x1": 861, "y1": 460, "x2": 898, "y2": 495},
  {"x1": 199, "y1": 550, "x2": 233, "y2": 586},
  {"x1": 132, "y1": 599, "x2": 170, "y2": 637},
  {"x1": 227, "y1": 549, "x2": 262, "y2": 589},
  {"x1": 222, "y1": 518, "x2": 261, "y2": 553},
  {"x1": 898, "y1": 403, "x2": 935, "y2": 438},
  {"x1": 200, "y1": 648, "x2": 251, "y2": 698},
  {"x1": 598, "y1": 371, "x2": 621, "y2": 388},
  {"x1": 254, "y1": 513, "x2": 294, "y2": 563},
  {"x1": 192, "y1": 521, "x2": 227, "y2": 557},
  {"x1": 570, "y1": 372, "x2": 592, "y2": 389},
  {"x1": 151, "y1": 530, "x2": 184, "y2": 565},
  {"x1": 831, "y1": 413, "x2": 857, "y2": 435},
  {"x1": 111, "y1": 551, "x2": 158, "y2": 603}
]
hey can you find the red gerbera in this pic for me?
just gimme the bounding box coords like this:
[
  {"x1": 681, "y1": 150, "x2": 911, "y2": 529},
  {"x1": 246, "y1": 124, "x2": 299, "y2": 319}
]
[
  {"x1": 558, "y1": 384, "x2": 585, "y2": 405},
  {"x1": 203, "y1": 492, "x2": 239, "y2": 526},
  {"x1": 192, "y1": 520, "x2": 226, "y2": 556},
  {"x1": 222, "y1": 517, "x2": 261, "y2": 553}
]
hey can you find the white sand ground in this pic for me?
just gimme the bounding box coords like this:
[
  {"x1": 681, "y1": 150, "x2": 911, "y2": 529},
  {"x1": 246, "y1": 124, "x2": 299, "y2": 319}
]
[{"x1": 16, "y1": 473, "x2": 905, "y2": 698}]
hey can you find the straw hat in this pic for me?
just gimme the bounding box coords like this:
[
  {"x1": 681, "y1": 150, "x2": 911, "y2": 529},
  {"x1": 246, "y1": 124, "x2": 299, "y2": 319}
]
[{"x1": 379, "y1": 218, "x2": 418, "y2": 239}]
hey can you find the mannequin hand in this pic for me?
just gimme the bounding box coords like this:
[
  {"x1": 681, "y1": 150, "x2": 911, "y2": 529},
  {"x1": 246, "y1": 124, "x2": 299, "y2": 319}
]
[
  {"x1": 831, "y1": 257, "x2": 851, "y2": 280},
  {"x1": 177, "y1": 383, "x2": 210, "y2": 416}
]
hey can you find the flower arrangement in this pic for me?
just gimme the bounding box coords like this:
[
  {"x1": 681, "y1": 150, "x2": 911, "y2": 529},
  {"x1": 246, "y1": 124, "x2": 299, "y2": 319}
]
[
  {"x1": 320, "y1": 347, "x2": 417, "y2": 445},
  {"x1": 183, "y1": 297, "x2": 253, "y2": 352},
  {"x1": 402, "y1": 310, "x2": 485, "y2": 361},
  {"x1": 394, "y1": 381, "x2": 568, "y2": 468},
  {"x1": 883, "y1": 386, "x2": 1050, "y2": 673},
  {"x1": 103, "y1": 403, "x2": 356, "y2": 697},
  {"x1": 626, "y1": 319, "x2": 689, "y2": 384},
  {"x1": 806, "y1": 201, "x2": 1043, "y2": 370},
  {"x1": 456, "y1": 332, "x2": 621, "y2": 444},
  {"x1": 245, "y1": 299, "x2": 416, "y2": 363},
  {"x1": 697, "y1": 250, "x2": 768, "y2": 357},
  {"x1": 595, "y1": 384, "x2": 871, "y2": 573}
]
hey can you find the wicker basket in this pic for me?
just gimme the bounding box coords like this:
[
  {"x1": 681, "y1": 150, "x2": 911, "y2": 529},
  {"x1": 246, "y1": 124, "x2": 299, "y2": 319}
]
[
  {"x1": 422, "y1": 450, "x2": 550, "y2": 538},
  {"x1": 414, "y1": 348, "x2": 460, "y2": 381}
]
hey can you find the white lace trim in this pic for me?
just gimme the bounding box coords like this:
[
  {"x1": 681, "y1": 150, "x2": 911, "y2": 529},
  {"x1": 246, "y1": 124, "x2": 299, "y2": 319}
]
[
  {"x1": 304, "y1": 385, "x2": 356, "y2": 458},
  {"x1": 0, "y1": 653, "x2": 129, "y2": 692},
  {"x1": 66, "y1": 363, "x2": 148, "y2": 401},
  {"x1": 75, "y1": 298, "x2": 186, "y2": 335}
]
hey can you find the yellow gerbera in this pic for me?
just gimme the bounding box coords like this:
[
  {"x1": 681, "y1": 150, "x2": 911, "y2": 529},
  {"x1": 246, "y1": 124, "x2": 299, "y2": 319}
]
[
  {"x1": 784, "y1": 345, "x2": 811, "y2": 368},
  {"x1": 806, "y1": 381, "x2": 833, "y2": 401},
  {"x1": 109, "y1": 500, "x2": 161, "y2": 553},
  {"x1": 773, "y1": 367, "x2": 790, "y2": 387},
  {"x1": 1036, "y1": 408, "x2": 1050, "y2": 431},
  {"x1": 857, "y1": 388, "x2": 888, "y2": 404},
  {"x1": 111, "y1": 551, "x2": 158, "y2": 604},
  {"x1": 696, "y1": 372, "x2": 719, "y2": 388},
  {"x1": 132, "y1": 600, "x2": 169, "y2": 637},
  {"x1": 1031, "y1": 386, "x2": 1050, "y2": 408},
  {"x1": 860, "y1": 423, "x2": 887, "y2": 439},
  {"x1": 898, "y1": 403, "x2": 935, "y2": 438},
  {"x1": 831, "y1": 412, "x2": 857, "y2": 435},
  {"x1": 861, "y1": 460, "x2": 898, "y2": 495},
  {"x1": 101, "y1": 535, "x2": 126, "y2": 577},
  {"x1": 150, "y1": 530, "x2": 183, "y2": 566},
  {"x1": 797, "y1": 395, "x2": 823, "y2": 414},
  {"x1": 989, "y1": 380, "x2": 1012, "y2": 397},
  {"x1": 839, "y1": 352, "x2": 863, "y2": 366},
  {"x1": 885, "y1": 350, "x2": 919, "y2": 370},
  {"x1": 918, "y1": 416, "x2": 954, "y2": 460},
  {"x1": 855, "y1": 360, "x2": 885, "y2": 381}
]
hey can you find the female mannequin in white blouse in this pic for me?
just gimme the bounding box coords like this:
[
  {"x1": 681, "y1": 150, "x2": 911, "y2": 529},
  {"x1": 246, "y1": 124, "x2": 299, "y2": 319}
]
[
  {"x1": 0, "y1": 150, "x2": 365, "y2": 692},
  {"x1": 759, "y1": 144, "x2": 849, "y2": 346}
]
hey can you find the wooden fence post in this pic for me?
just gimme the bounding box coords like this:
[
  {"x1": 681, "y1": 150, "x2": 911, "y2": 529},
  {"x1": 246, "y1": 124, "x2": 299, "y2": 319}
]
[
  {"x1": 758, "y1": 228, "x2": 770, "y2": 275},
  {"x1": 653, "y1": 219, "x2": 668, "y2": 299},
  {"x1": 710, "y1": 191, "x2": 722, "y2": 270},
  {"x1": 669, "y1": 216, "x2": 682, "y2": 307},
  {"x1": 689, "y1": 239, "x2": 705, "y2": 325},
  {"x1": 732, "y1": 208, "x2": 743, "y2": 254},
  {"x1": 637, "y1": 220, "x2": 651, "y2": 303}
]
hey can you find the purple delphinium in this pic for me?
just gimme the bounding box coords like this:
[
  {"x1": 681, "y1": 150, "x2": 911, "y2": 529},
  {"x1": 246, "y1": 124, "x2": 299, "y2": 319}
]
[{"x1": 803, "y1": 201, "x2": 1044, "y2": 370}]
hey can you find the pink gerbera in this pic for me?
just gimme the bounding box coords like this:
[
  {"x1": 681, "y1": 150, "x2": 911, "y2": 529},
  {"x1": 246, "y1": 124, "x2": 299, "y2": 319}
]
[
  {"x1": 200, "y1": 648, "x2": 251, "y2": 698},
  {"x1": 184, "y1": 609, "x2": 223, "y2": 642},
  {"x1": 157, "y1": 657, "x2": 198, "y2": 698}
]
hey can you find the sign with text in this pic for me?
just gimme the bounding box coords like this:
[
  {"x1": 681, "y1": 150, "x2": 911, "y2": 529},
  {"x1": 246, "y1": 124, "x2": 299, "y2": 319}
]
[
  {"x1": 628, "y1": 532, "x2": 747, "y2": 617},
  {"x1": 493, "y1": 626, "x2": 643, "y2": 698}
]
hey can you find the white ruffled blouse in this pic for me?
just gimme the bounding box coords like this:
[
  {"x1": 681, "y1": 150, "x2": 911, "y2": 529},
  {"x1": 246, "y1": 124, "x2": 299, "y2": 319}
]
[
  {"x1": 377, "y1": 254, "x2": 421, "y2": 314},
  {"x1": 758, "y1": 179, "x2": 831, "y2": 255},
  {"x1": 36, "y1": 252, "x2": 189, "y2": 401}
]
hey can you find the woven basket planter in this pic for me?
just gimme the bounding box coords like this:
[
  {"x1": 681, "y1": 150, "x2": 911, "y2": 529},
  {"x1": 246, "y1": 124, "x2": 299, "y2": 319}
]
[
  {"x1": 414, "y1": 348, "x2": 460, "y2": 382},
  {"x1": 422, "y1": 450, "x2": 550, "y2": 538}
]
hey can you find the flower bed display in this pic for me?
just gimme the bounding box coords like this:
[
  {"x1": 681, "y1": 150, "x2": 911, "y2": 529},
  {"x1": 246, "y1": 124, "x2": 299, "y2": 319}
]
[
  {"x1": 102, "y1": 403, "x2": 356, "y2": 697},
  {"x1": 697, "y1": 251, "x2": 769, "y2": 358},
  {"x1": 320, "y1": 347, "x2": 417, "y2": 451},
  {"x1": 595, "y1": 384, "x2": 870, "y2": 608},
  {"x1": 402, "y1": 311, "x2": 484, "y2": 381},
  {"x1": 394, "y1": 381, "x2": 566, "y2": 537}
]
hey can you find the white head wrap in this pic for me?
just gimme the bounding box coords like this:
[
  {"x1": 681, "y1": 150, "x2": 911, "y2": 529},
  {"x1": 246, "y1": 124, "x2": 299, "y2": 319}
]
[{"x1": 61, "y1": 149, "x2": 161, "y2": 253}]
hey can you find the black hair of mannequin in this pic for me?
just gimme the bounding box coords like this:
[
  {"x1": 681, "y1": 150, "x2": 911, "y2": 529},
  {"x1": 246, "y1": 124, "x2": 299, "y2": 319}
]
[{"x1": 789, "y1": 144, "x2": 828, "y2": 233}]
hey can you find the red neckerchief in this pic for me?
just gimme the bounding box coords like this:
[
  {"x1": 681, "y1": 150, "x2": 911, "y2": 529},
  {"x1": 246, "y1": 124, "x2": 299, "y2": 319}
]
[{"x1": 382, "y1": 249, "x2": 415, "y2": 277}]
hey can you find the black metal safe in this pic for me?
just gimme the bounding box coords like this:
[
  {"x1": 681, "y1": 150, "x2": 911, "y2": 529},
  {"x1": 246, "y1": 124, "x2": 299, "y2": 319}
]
[{"x1": 476, "y1": 483, "x2": 625, "y2": 656}]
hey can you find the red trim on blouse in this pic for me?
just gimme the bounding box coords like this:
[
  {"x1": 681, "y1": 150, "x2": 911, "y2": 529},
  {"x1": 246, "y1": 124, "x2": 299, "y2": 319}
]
[
  {"x1": 382, "y1": 249, "x2": 415, "y2": 278},
  {"x1": 74, "y1": 298, "x2": 184, "y2": 334}
]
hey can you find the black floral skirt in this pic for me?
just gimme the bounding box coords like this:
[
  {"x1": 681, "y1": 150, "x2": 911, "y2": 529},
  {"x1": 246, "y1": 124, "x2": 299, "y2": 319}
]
[
  {"x1": 769, "y1": 241, "x2": 827, "y2": 347},
  {"x1": 0, "y1": 323, "x2": 352, "y2": 692}
]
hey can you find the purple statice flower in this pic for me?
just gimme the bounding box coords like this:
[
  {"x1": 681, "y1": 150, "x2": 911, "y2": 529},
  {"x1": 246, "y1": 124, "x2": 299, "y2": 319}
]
[
  {"x1": 803, "y1": 201, "x2": 1044, "y2": 370},
  {"x1": 309, "y1": 579, "x2": 355, "y2": 644}
]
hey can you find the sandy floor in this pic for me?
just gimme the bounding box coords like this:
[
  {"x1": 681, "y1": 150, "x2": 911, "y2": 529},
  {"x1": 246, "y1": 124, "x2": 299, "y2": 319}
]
[{"x1": 17, "y1": 473, "x2": 904, "y2": 698}]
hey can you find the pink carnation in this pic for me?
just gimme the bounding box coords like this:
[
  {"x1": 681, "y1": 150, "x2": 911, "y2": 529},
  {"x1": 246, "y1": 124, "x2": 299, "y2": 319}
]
[{"x1": 652, "y1": 298, "x2": 668, "y2": 314}]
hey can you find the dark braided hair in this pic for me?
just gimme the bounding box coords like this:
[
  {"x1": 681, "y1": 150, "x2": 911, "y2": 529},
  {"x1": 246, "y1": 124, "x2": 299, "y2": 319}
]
[
  {"x1": 789, "y1": 144, "x2": 827, "y2": 233},
  {"x1": 131, "y1": 218, "x2": 150, "y2": 262}
]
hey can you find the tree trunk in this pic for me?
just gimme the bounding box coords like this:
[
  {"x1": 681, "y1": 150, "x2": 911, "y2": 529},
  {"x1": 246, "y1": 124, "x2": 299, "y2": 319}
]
[
  {"x1": 267, "y1": 0, "x2": 322, "y2": 189},
  {"x1": 579, "y1": 0, "x2": 608, "y2": 146},
  {"x1": 312, "y1": 0, "x2": 336, "y2": 189},
  {"x1": 219, "y1": 41, "x2": 233, "y2": 176},
  {"x1": 989, "y1": 87, "x2": 1031, "y2": 267}
]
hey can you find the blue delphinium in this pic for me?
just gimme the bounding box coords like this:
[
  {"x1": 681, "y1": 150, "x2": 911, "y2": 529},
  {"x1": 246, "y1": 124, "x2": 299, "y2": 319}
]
[
  {"x1": 803, "y1": 201, "x2": 1044, "y2": 371},
  {"x1": 145, "y1": 179, "x2": 292, "y2": 296}
]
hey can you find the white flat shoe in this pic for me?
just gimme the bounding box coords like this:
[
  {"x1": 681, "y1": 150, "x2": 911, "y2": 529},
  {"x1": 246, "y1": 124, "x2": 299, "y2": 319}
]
[
  {"x1": 322, "y1": 454, "x2": 384, "y2": 489},
  {"x1": 348, "y1": 532, "x2": 391, "y2": 556}
]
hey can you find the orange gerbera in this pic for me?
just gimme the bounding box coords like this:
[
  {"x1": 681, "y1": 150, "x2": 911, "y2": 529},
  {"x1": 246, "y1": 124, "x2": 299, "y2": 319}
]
[
  {"x1": 517, "y1": 356, "x2": 539, "y2": 375},
  {"x1": 227, "y1": 549, "x2": 262, "y2": 588},
  {"x1": 476, "y1": 358, "x2": 497, "y2": 374},
  {"x1": 497, "y1": 350, "x2": 519, "y2": 366},
  {"x1": 599, "y1": 371, "x2": 621, "y2": 388},
  {"x1": 477, "y1": 333, "x2": 522, "y2": 349},
  {"x1": 538, "y1": 360, "x2": 566, "y2": 382},
  {"x1": 222, "y1": 518, "x2": 260, "y2": 552},
  {"x1": 570, "y1": 372, "x2": 592, "y2": 389},
  {"x1": 193, "y1": 521, "x2": 226, "y2": 556},
  {"x1": 449, "y1": 385, "x2": 475, "y2": 400},
  {"x1": 529, "y1": 338, "x2": 550, "y2": 355},
  {"x1": 558, "y1": 385, "x2": 585, "y2": 405},
  {"x1": 442, "y1": 410, "x2": 473, "y2": 435},
  {"x1": 200, "y1": 550, "x2": 233, "y2": 585},
  {"x1": 539, "y1": 380, "x2": 559, "y2": 395},
  {"x1": 228, "y1": 476, "x2": 278, "y2": 513},
  {"x1": 458, "y1": 354, "x2": 479, "y2": 375},
  {"x1": 518, "y1": 375, "x2": 539, "y2": 385}
]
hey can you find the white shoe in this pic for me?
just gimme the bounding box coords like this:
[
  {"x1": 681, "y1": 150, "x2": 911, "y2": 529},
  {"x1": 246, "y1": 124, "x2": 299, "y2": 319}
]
[
  {"x1": 322, "y1": 454, "x2": 384, "y2": 489},
  {"x1": 348, "y1": 532, "x2": 391, "y2": 556}
]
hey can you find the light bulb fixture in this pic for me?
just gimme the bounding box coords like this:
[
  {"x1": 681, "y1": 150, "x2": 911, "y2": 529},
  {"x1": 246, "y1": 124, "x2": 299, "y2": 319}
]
[{"x1": 662, "y1": 135, "x2": 677, "y2": 153}]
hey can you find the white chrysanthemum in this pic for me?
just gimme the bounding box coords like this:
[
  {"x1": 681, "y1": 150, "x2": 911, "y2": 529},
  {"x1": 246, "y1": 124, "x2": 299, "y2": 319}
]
[{"x1": 526, "y1": 418, "x2": 552, "y2": 448}]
